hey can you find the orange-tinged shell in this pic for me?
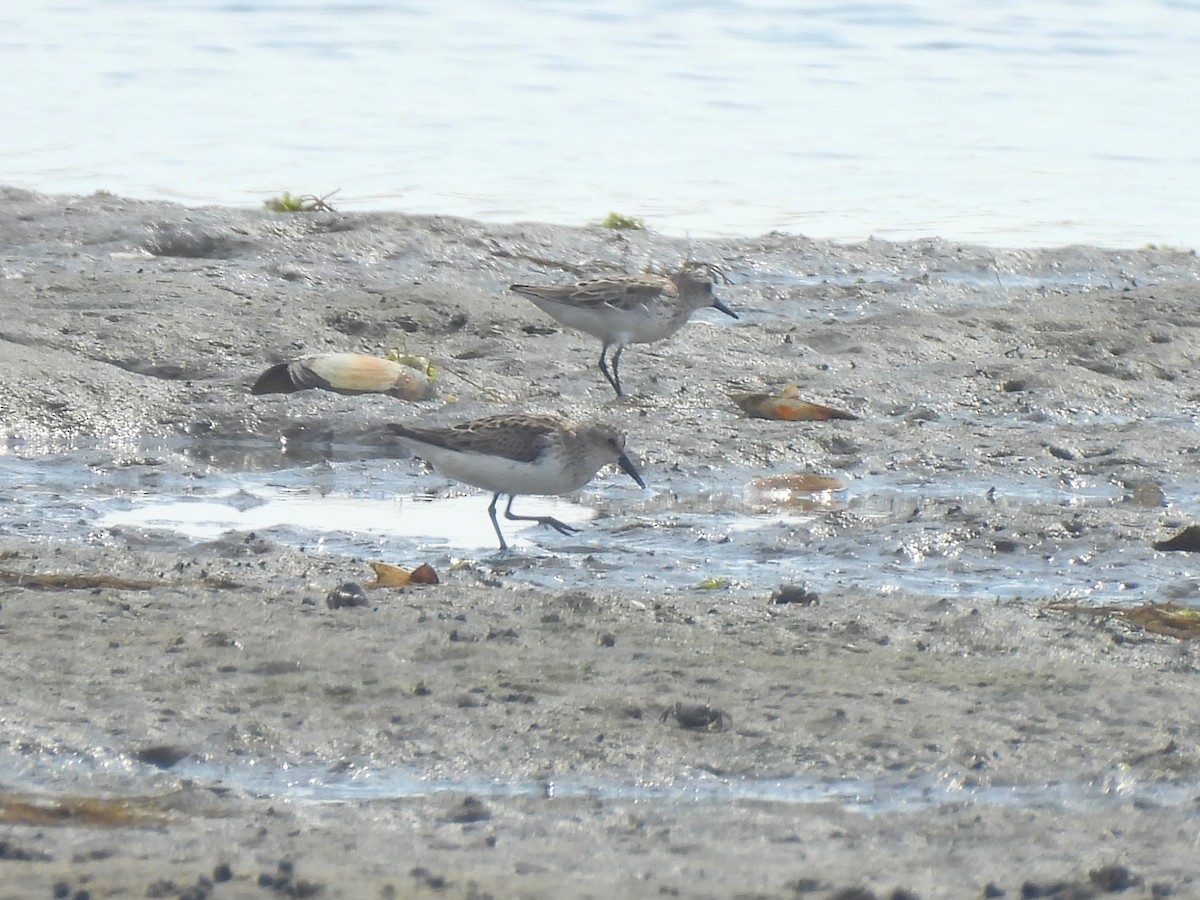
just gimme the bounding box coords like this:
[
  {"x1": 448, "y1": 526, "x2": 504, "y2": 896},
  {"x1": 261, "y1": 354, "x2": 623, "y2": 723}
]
[
  {"x1": 252, "y1": 352, "x2": 433, "y2": 401},
  {"x1": 367, "y1": 561, "x2": 440, "y2": 588},
  {"x1": 732, "y1": 388, "x2": 857, "y2": 421}
]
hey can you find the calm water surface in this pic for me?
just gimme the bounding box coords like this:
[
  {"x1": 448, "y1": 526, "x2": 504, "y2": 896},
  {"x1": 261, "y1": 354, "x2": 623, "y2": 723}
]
[{"x1": 4, "y1": 0, "x2": 1200, "y2": 246}]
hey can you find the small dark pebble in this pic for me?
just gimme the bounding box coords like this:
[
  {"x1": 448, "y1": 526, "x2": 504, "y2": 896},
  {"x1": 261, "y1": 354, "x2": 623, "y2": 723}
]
[
  {"x1": 660, "y1": 701, "x2": 732, "y2": 731},
  {"x1": 134, "y1": 743, "x2": 190, "y2": 768},
  {"x1": 785, "y1": 877, "x2": 824, "y2": 894},
  {"x1": 326, "y1": 582, "x2": 369, "y2": 609},
  {"x1": 258, "y1": 873, "x2": 277, "y2": 889},
  {"x1": 770, "y1": 584, "x2": 820, "y2": 606},
  {"x1": 829, "y1": 888, "x2": 877, "y2": 900},
  {"x1": 1020, "y1": 882, "x2": 1088, "y2": 899},
  {"x1": 1089, "y1": 865, "x2": 1137, "y2": 891},
  {"x1": 72, "y1": 891, "x2": 91, "y2": 900},
  {"x1": 278, "y1": 860, "x2": 295, "y2": 878},
  {"x1": 1153, "y1": 525, "x2": 1200, "y2": 552},
  {"x1": 983, "y1": 885, "x2": 1005, "y2": 898},
  {"x1": 598, "y1": 632, "x2": 616, "y2": 647},
  {"x1": 213, "y1": 863, "x2": 233, "y2": 882},
  {"x1": 445, "y1": 796, "x2": 492, "y2": 824},
  {"x1": 53, "y1": 883, "x2": 71, "y2": 900}
]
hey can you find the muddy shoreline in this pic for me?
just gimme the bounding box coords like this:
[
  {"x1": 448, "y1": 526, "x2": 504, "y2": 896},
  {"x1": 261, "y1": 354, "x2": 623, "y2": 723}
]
[{"x1": 2, "y1": 187, "x2": 1200, "y2": 898}]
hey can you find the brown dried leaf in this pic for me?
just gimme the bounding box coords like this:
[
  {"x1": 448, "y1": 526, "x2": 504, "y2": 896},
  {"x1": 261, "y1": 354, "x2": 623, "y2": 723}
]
[
  {"x1": 0, "y1": 793, "x2": 169, "y2": 827},
  {"x1": 1124, "y1": 603, "x2": 1200, "y2": 639},
  {"x1": 0, "y1": 569, "x2": 158, "y2": 591},
  {"x1": 1048, "y1": 600, "x2": 1200, "y2": 640}
]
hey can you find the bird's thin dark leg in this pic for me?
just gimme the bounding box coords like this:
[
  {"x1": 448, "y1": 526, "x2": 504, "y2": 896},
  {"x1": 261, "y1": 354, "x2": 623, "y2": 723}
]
[
  {"x1": 487, "y1": 492, "x2": 509, "y2": 551},
  {"x1": 503, "y1": 495, "x2": 580, "y2": 536},
  {"x1": 610, "y1": 345, "x2": 625, "y2": 397},
  {"x1": 598, "y1": 344, "x2": 623, "y2": 397}
]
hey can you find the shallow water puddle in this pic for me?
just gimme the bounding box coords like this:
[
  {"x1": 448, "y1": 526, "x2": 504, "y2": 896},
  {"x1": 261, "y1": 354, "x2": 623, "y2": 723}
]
[
  {"x1": 4, "y1": 442, "x2": 1196, "y2": 603},
  {"x1": 1, "y1": 751, "x2": 1196, "y2": 819},
  {"x1": 96, "y1": 491, "x2": 591, "y2": 551}
]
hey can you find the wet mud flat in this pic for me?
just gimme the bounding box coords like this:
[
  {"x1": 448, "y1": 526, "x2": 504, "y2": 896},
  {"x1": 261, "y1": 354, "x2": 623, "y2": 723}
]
[{"x1": 2, "y1": 188, "x2": 1200, "y2": 897}]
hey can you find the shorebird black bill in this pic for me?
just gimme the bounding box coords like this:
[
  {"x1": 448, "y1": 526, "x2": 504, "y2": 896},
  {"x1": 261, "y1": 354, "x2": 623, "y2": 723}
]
[
  {"x1": 713, "y1": 296, "x2": 738, "y2": 319},
  {"x1": 617, "y1": 452, "x2": 646, "y2": 489}
]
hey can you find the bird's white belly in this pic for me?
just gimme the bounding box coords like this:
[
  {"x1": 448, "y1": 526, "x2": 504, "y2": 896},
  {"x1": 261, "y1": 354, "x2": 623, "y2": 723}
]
[
  {"x1": 418, "y1": 447, "x2": 588, "y2": 496},
  {"x1": 532, "y1": 300, "x2": 681, "y2": 345}
]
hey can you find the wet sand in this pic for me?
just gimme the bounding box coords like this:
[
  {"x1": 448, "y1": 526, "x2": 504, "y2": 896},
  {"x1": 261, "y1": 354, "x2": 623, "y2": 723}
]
[{"x1": 2, "y1": 187, "x2": 1200, "y2": 898}]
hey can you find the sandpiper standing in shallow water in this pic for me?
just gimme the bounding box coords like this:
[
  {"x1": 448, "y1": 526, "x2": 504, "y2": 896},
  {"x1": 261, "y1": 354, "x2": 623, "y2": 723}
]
[
  {"x1": 510, "y1": 263, "x2": 738, "y2": 397},
  {"x1": 388, "y1": 414, "x2": 645, "y2": 551}
]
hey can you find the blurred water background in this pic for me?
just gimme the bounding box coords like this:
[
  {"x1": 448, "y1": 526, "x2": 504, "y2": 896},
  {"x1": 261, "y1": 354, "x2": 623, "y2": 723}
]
[{"x1": 4, "y1": 1, "x2": 1200, "y2": 246}]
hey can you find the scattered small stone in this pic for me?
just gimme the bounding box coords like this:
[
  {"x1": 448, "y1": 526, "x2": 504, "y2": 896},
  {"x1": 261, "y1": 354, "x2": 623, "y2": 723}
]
[
  {"x1": 660, "y1": 701, "x2": 732, "y2": 731},
  {"x1": 598, "y1": 632, "x2": 616, "y2": 647},
  {"x1": 0, "y1": 838, "x2": 50, "y2": 861},
  {"x1": 52, "y1": 882, "x2": 71, "y2": 899},
  {"x1": 326, "y1": 582, "x2": 369, "y2": 609},
  {"x1": 983, "y1": 884, "x2": 1005, "y2": 898},
  {"x1": 256, "y1": 860, "x2": 323, "y2": 897},
  {"x1": 213, "y1": 863, "x2": 233, "y2": 882},
  {"x1": 770, "y1": 584, "x2": 819, "y2": 605},
  {"x1": 410, "y1": 867, "x2": 449, "y2": 890},
  {"x1": 1127, "y1": 483, "x2": 1166, "y2": 508}
]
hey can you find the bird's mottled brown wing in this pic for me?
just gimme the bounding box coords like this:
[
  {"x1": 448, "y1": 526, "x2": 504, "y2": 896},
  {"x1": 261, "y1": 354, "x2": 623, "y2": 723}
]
[
  {"x1": 388, "y1": 415, "x2": 561, "y2": 464},
  {"x1": 512, "y1": 276, "x2": 675, "y2": 312}
]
